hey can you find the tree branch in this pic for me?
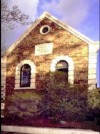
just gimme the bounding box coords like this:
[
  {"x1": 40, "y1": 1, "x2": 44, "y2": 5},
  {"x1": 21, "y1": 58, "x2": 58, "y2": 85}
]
[{"x1": 1, "y1": 2, "x2": 33, "y2": 30}]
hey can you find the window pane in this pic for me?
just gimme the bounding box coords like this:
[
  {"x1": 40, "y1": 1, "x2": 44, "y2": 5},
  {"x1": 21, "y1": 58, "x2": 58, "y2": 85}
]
[{"x1": 20, "y1": 64, "x2": 31, "y2": 87}]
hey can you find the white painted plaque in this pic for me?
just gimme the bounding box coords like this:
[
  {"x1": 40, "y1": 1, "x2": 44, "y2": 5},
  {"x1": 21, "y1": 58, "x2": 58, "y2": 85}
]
[{"x1": 35, "y1": 43, "x2": 53, "y2": 56}]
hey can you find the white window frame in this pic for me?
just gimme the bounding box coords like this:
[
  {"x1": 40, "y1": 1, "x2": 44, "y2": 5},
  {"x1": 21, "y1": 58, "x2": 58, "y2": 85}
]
[{"x1": 14, "y1": 60, "x2": 36, "y2": 89}]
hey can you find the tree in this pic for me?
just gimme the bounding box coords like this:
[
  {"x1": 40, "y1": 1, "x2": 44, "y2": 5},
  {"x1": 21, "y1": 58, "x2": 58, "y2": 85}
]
[
  {"x1": 1, "y1": 40, "x2": 6, "y2": 56},
  {"x1": 1, "y1": 2, "x2": 32, "y2": 30},
  {"x1": 1, "y1": 2, "x2": 32, "y2": 54}
]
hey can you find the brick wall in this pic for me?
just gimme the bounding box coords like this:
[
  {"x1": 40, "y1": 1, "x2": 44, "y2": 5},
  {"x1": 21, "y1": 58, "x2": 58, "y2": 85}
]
[{"x1": 6, "y1": 17, "x2": 88, "y2": 95}]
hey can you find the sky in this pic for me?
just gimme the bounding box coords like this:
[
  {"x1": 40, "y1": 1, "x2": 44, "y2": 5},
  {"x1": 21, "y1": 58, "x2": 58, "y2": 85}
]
[
  {"x1": 1, "y1": 0, "x2": 100, "y2": 87},
  {"x1": 2, "y1": 0, "x2": 99, "y2": 49}
]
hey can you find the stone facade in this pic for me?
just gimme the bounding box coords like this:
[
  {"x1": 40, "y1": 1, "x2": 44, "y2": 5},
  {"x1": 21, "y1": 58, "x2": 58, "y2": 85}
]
[{"x1": 5, "y1": 17, "x2": 88, "y2": 96}]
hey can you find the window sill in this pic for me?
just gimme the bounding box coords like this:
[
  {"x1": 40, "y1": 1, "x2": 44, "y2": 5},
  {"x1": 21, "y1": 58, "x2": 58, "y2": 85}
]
[{"x1": 14, "y1": 87, "x2": 36, "y2": 90}]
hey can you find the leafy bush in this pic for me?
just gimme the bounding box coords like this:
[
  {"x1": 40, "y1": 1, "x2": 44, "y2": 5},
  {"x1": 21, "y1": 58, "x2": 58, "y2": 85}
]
[
  {"x1": 44, "y1": 71, "x2": 89, "y2": 122},
  {"x1": 6, "y1": 91, "x2": 45, "y2": 119},
  {"x1": 88, "y1": 88, "x2": 100, "y2": 123},
  {"x1": 88, "y1": 88, "x2": 100, "y2": 109}
]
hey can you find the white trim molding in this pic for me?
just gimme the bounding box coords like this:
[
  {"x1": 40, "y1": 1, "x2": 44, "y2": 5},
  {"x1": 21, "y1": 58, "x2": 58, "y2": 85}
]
[
  {"x1": 50, "y1": 55, "x2": 74, "y2": 84},
  {"x1": 14, "y1": 60, "x2": 36, "y2": 89},
  {"x1": 93, "y1": 41, "x2": 100, "y2": 52},
  {"x1": 1, "y1": 56, "x2": 7, "y2": 117},
  {"x1": 88, "y1": 44, "x2": 97, "y2": 90}
]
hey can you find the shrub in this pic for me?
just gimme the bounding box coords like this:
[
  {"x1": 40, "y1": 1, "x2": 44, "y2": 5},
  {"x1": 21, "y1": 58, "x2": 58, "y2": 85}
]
[
  {"x1": 44, "y1": 71, "x2": 89, "y2": 122},
  {"x1": 6, "y1": 91, "x2": 45, "y2": 119},
  {"x1": 88, "y1": 88, "x2": 100, "y2": 123},
  {"x1": 88, "y1": 88, "x2": 100, "y2": 109}
]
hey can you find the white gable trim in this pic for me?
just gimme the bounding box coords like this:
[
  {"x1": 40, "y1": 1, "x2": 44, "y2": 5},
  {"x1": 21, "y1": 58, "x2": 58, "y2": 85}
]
[
  {"x1": 5, "y1": 12, "x2": 97, "y2": 56},
  {"x1": 50, "y1": 55, "x2": 74, "y2": 84},
  {"x1": 15, "y1": 60, "x2": 36, "y2": 89}
]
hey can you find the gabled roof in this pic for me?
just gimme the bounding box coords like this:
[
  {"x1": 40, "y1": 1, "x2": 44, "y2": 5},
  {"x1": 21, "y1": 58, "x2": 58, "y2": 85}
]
[{"x1": 5, "y1": 12, "x2": 96, "y2": 56}]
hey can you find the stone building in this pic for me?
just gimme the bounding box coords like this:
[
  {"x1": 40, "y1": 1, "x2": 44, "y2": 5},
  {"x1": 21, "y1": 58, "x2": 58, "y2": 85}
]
[{"x1": 1, "y1": 12, "x2": 99, "y2": 117}]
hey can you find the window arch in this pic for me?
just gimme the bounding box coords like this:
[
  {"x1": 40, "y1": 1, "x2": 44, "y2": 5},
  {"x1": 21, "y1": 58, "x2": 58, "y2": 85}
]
[{"x1": 20, "y1": 64, "x2": 31, "y2": 87}]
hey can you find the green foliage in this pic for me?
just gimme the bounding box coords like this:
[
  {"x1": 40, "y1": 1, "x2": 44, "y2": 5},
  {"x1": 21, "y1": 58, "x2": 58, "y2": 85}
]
[
  {"x1": 6, "y1": 71, "x2": 100, "y2": 123},
  {"x1": 88, "y1": 88, "x2": 100, "y2": 109},
  {"x1": 44, "y1": 71, "x2": 89, "y2": 121},
  {"x1": 87, "y1": 88, "x2": 100, "y2": 124},
  {"x1": 50, "y1": 71, "x2": 68, "y2": 84},
  {"x1": 6, "y1": 91, "x2": 45, "y2": 119}
]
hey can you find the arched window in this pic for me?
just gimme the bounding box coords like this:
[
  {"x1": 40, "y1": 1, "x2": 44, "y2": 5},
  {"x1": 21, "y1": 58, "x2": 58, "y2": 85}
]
[
  {"x1": 50, "y1": 56, "x2": 74, "y2": 84},
  {"x1": 56, "y1": 60, "x2": 68, "y2": 72},
  {"x1": 20, "y1": 64, "x2": 31, "y2": 87},
  {"x1": 56, "y1": 60, "x2": 68, "y2": 82}
]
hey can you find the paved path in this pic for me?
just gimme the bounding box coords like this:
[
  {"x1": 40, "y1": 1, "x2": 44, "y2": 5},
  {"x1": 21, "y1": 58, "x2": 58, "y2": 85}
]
[{"x1": 2, "y1": 125, "x2": 100, "y2": 134}]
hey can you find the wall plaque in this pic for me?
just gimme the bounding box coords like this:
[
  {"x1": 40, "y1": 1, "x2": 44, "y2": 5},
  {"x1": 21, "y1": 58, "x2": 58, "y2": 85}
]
[{"x1": 35, "y1": 43, "x2": 53, "y2": 56}]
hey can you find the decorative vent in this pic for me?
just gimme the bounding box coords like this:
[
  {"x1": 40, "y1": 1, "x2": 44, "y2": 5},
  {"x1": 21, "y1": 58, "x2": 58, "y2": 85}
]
[{"x1": 40, "y1": 25, "x2": 50, "y2": 34}]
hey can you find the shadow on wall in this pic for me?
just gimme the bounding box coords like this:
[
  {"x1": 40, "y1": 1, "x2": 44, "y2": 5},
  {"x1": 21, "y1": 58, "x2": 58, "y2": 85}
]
[{"x1": 96, "y1": 49, "x2": 100, "y2": 88}]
